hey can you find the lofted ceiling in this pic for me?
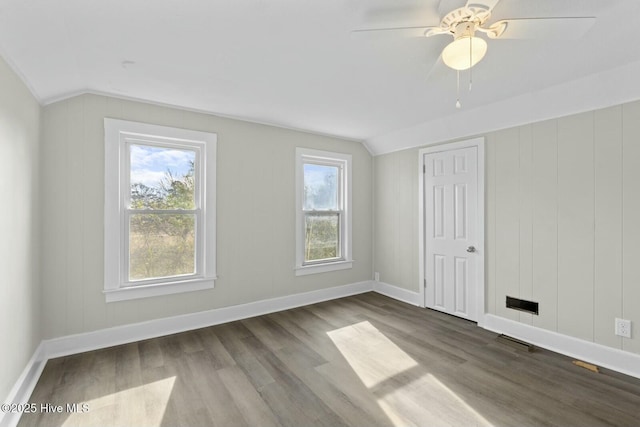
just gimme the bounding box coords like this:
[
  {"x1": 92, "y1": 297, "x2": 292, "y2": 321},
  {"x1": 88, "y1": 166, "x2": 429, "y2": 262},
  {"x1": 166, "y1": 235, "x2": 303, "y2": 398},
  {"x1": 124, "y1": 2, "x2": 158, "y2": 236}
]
[{"x1": 0, "y1": 0, "x2": 639, "y2": 154}]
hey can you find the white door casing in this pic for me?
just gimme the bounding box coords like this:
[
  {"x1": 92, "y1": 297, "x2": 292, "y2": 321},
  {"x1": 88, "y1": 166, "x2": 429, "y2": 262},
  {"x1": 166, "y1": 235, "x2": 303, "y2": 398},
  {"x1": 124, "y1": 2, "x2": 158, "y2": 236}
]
[{"x1": 419, "y1": 138, "x2": 485, "y2": 324}]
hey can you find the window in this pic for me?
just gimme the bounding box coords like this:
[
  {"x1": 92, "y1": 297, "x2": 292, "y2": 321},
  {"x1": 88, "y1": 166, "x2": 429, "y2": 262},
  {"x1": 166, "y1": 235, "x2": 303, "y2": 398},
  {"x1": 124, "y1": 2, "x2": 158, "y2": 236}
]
[
  {"x1": 295, "y1": 148, "x2": 352, "y2": 276},
  {"x1": 104, "y1": 119, "x2": 217, "y2": 302}
]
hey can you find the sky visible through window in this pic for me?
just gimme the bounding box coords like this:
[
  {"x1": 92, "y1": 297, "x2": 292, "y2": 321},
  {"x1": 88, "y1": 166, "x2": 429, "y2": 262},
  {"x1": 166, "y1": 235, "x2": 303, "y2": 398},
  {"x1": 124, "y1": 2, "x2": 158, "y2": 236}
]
[
  {"x1": 130, "y1": 144, "x2": 195, "y2": 188},
  {"x1": 303, "y1": 163, "x2": 338, "y2": 210}
]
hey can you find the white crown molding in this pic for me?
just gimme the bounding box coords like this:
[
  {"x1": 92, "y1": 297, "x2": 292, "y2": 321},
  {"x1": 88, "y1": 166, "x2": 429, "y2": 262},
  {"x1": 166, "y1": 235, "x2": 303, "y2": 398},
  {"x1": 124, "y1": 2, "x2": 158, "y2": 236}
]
[
  {"x1": 484, "y1": 314, "x2": 640, "y2": 380},
  {"x1": 42, "y1": 89, "x2": 366, "y2": 146},
  {"x1": 367, "y1": 59, "x2": 640, "y2": 156}
]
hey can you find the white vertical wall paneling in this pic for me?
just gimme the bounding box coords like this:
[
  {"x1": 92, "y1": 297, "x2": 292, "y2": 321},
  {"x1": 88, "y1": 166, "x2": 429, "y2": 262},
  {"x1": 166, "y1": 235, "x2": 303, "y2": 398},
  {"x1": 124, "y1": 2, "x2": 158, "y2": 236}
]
[
  {"x1": 105, "y1": 94, "x2": 124, "y2": 120},
  {"x1": 373, "y1": 100, "x2": 640, "y2": 358},
  {"x1": 66, "y1": 96, "x2": 85, "y2": 335},
  {"x1": 0, "y1": 54, "x2": 42, "y2": 417},
  {"x1": 622, "y1": 101, "x2": 640, "y2": 354},
  {"x1": 594, "y1": 106, "x2": 623, "y2": 349},
  {"x1": 557, "y1": 112, "x2": 595, "y2": 342},
  {"x1": 83, "y1": 95, "x2": 109, "y2": 332},
  {"x1": 374, "y1": 155, "x2": 394, "y2": 285},
  {"x1": 43, "y1": 102, "x2": 69, "y2": 338},
  {"x1": 268, "y1": 130, "x2": 293, "y2": 299},
  {"x1": 485, "y1": 136, "x2": 497, "y2": 315},
  {"x1": 411, "y1": 150, "x2": 420, "y2": 294},
  {"x1": 531, "y1": 119, "x2": 559, "y2": 332},
  {"x1": 493, "y1": 128, "x2": 520, "y2": 321},
  {"x1": 399, "y1": 149, "x2": 416, "y2": 291},
  {"x1": 518, "y1": 124, "x2": 534, "y2": 325},
  {"x1": 41, "y1": 93, "x2": 373, "y2": 339},
  {"x1": 392, "y1": 153, "x2": 401, "y2": 287},
  {"x1": 236, "y1": 127, "x2": 273, "y2": 300},
  {"x1": 373, "y1": 151, "x2": 420, "y2": 293}
]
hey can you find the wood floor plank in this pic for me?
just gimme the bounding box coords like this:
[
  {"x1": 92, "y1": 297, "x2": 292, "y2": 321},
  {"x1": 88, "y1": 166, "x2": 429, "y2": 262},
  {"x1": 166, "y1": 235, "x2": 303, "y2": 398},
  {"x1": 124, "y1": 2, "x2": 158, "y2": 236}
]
[
  {"x1": 267, "y1": 310, "x2": 347, "y2": 363},
  {"x1": 275, "y1": 347, "x2": 390, "y2": 427},
  {"x1": 231, "y1": 350, "x2": 276, "y2": 391},
  {"x1": 181, "y1": 351, "x2": 245, "y2": 427},
  {"x1": 217, "y1": 365, "x2": 280, "y2": 427},
  {"x1": 17, "y1": 292, "x2": 640, "y2": 427},
  {"x1": 194, "y1": 327, "x2": 237, "y2": 370}
]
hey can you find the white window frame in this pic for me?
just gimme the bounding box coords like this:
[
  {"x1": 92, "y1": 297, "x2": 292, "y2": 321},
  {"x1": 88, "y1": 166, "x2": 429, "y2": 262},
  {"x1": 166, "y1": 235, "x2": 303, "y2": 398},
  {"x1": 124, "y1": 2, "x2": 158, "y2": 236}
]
[
  {"x1": 104, "y1": 119, "x2": 217, "y2": 302},
  {"x1": 295, "y1": 148, "x2": 352, "y2": 276}
]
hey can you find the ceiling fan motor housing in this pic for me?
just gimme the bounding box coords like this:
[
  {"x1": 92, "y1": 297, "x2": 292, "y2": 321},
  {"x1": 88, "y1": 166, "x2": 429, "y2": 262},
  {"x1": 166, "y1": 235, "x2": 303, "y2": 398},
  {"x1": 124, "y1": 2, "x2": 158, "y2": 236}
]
[{"x1": 440, "y1": 11, "x2": 489, "y2": 70}]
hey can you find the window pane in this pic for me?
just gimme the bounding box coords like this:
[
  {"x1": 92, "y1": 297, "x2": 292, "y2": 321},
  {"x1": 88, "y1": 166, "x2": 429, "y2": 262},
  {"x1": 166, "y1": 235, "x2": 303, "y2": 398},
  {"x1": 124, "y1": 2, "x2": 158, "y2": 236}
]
[
  {"x1": 303, "y1": 163, "x2": 338, "y2": 210},
  {"x1": 304, "y1": 213, "x2": 340, "y2": 262},
  {"x1": 129, "y1": 213, "x2": 195, "y2": 281},
  {"x1": 130, "y1": 144, "x2": 196, "y2": 209}
]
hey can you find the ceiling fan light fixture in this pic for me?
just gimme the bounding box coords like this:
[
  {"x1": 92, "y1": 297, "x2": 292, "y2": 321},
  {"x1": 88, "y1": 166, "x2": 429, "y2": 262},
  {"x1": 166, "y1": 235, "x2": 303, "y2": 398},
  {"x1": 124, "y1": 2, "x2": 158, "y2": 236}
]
[{"x1": 442, "y1": 36, "x2": 488, "y2": 70}]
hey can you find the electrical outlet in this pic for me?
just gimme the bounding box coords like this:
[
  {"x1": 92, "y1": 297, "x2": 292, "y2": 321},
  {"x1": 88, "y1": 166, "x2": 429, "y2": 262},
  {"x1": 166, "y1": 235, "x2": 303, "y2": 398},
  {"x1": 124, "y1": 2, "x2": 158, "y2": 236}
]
[
  {"x1": 374, "y1": 272, "x2": 380, "y2": 282},
  {"x1": 615, "y1": 318, "x2": 631, "y2": 338}
]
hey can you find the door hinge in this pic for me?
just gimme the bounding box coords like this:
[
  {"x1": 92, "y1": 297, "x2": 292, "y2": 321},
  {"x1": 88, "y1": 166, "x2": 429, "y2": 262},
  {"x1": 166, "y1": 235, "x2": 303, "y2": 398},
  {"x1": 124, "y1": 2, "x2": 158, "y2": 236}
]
[
  {"x1": 423, "y1": 164, "x2": 426, "y2": 174},
  {"x1": 423, "y1": 278, "x2": 426, "y2": 288}
]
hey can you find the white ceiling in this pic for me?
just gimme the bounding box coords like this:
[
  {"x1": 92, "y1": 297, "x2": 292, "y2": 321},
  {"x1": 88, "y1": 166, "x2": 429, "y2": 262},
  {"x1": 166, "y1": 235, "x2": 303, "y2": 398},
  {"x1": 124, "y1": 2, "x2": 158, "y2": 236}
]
[{"x1": 1, "y1": 0, "x2": 639, "y2": 154}]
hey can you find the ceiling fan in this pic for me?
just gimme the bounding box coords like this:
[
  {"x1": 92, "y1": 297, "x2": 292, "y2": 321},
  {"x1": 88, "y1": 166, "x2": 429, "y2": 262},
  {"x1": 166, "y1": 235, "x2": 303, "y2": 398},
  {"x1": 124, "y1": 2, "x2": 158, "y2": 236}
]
[{"x1": 353, "y1": 0, "x2": 595, "y2": 106}]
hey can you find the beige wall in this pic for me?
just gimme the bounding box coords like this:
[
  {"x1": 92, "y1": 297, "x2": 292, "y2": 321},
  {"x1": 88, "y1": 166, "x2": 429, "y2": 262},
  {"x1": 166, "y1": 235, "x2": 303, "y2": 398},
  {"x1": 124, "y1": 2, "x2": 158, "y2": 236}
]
[
  {"x1": 374, "y1": 148, "x2": 419, "y2": 291},
  {"x1": 40, "y1": 94, "x2": 373, "y2": 339},
  {"x1": 0, "y1": 57, "x2": 41, "y2": 401},
  {"x1": 374, "y1": 100, "x2": 640, "y2": 355}
]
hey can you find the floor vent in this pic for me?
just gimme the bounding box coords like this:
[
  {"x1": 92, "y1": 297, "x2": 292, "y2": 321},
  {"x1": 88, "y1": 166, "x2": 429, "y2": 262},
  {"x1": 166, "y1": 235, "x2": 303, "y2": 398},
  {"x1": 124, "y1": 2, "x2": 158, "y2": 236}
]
[
  {"x1": 506, "y1": 296, "x2": 539, "y2": 315},
  {"x1": 496, "y1": 334, "x2": 535, "y2": 352}
]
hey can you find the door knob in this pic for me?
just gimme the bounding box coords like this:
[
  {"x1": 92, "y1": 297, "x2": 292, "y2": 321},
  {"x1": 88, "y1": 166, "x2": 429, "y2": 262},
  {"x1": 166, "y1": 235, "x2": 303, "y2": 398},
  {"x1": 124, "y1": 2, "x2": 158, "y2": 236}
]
[{"x1": 466, "y1": 246, "x2": 476, "y2": 253}]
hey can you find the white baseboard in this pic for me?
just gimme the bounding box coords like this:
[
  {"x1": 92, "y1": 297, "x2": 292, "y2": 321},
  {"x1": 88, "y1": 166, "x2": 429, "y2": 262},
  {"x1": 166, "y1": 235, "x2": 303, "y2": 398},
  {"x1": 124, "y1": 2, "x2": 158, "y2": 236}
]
[
  {"x1": 44, "y1": 280, "x2": 375, "y2": 359},
  {"x1": 2, "y1": 280, "x2": 375, "y2": 427},
  {"x1": 9, "y1": 280, "x2": 639, "y2": 427},
  {"x1": 0, "y1": 343, "x2": 47, "y2": 427},
  {"x1": 373, "y1": 281, "x2": 422, "y2": 306},
  {"x1": 484, "y1": 314, "x2": 640, "y2": 380}
]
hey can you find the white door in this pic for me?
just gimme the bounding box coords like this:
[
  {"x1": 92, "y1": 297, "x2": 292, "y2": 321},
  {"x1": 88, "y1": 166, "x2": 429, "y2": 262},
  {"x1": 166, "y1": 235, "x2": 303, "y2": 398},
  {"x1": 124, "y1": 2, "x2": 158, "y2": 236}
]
[{"x1": 424, "y1": 146, "x2": 478, "y2": 321}]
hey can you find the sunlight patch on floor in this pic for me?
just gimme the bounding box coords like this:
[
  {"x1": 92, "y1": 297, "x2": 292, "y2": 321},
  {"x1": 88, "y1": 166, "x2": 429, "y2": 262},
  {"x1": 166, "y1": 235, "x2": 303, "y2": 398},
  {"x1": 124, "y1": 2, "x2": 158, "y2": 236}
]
[
  {"x1": 327, "y1": 321, "x2": 493, "y2": 427},
  {"x1": 327, "y1": 320, "x2": 418, "y2": 388},
  {"x1": 62, "y1": 376, "x2": 176, "y2": 427}
]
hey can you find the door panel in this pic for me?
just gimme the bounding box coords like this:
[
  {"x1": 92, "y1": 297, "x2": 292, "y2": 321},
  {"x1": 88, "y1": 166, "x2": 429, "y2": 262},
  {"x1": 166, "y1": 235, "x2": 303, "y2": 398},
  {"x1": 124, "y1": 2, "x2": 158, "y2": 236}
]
[
  {"x1": 425, "y1": 146, "x2": 478, "y2": 320},
  {"x1": 434, "y1": 186, "x2": 445, "y2": 238},
  {"x1": 434, "y1": 254, "x2": 445, "y2": 309},
  {"x1": 454, "y1": 183, "x2": 467, "y2": 240},
  {"x1": 454, "y1": 256, "x2": 467, "y2": 313}
]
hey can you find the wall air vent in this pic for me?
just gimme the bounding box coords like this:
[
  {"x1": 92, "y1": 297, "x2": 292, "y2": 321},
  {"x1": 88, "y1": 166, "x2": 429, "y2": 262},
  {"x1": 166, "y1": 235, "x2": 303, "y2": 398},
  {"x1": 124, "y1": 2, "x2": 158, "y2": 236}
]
[{"x1": 506, "y1": 296, "x2": 539, "y2": 315}]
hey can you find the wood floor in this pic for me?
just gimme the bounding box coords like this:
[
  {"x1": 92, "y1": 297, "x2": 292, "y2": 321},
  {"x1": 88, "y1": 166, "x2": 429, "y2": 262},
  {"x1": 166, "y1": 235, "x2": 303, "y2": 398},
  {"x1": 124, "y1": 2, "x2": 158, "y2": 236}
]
[{"x1": 19, "y1": 293, "x2": 640, "y2": 426}]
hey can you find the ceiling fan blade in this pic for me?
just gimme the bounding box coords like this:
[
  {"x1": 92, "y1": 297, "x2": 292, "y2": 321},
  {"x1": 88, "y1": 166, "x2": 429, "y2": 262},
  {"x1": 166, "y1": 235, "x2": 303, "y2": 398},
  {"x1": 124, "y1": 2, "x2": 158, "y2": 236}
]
[
  {"x1": 351, "y1": 25, "x2": 445, "y2": 39},
  {"x1": 466, "y1": 0, "x2": 501, "y2": 12},
  {"x1": 486, "y1": 17, "x2": 596, "y2": 40},
  {"x1": 438, "y1": 0, "x2": 466, "y2": 16}
]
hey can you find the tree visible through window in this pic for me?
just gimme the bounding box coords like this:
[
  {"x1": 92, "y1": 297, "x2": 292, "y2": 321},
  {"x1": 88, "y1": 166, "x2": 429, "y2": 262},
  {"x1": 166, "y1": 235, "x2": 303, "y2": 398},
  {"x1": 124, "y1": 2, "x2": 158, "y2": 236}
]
[
  {"x1": 128, "y1": 144, "x2": 197, "y2": 281},
  {"x1": 104, "y1": 119, "x2": 217, "y2": 302},
  {"x1": 295, "y1": 147, "x2": 352, "y2": 276},
  {"x1": 303, "y1": 163, "x2": 340, "y2": 262}
]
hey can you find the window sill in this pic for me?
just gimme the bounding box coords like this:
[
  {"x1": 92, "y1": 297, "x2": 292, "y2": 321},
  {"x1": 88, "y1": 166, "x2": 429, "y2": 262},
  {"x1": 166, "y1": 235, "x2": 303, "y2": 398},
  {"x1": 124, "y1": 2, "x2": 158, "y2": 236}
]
[
  {"x1": 295, "y1": 260, "x2": 353, "y2": 276},
  {"x1": 104, "y1": 277, "x2": 216, "y2": 302}
]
